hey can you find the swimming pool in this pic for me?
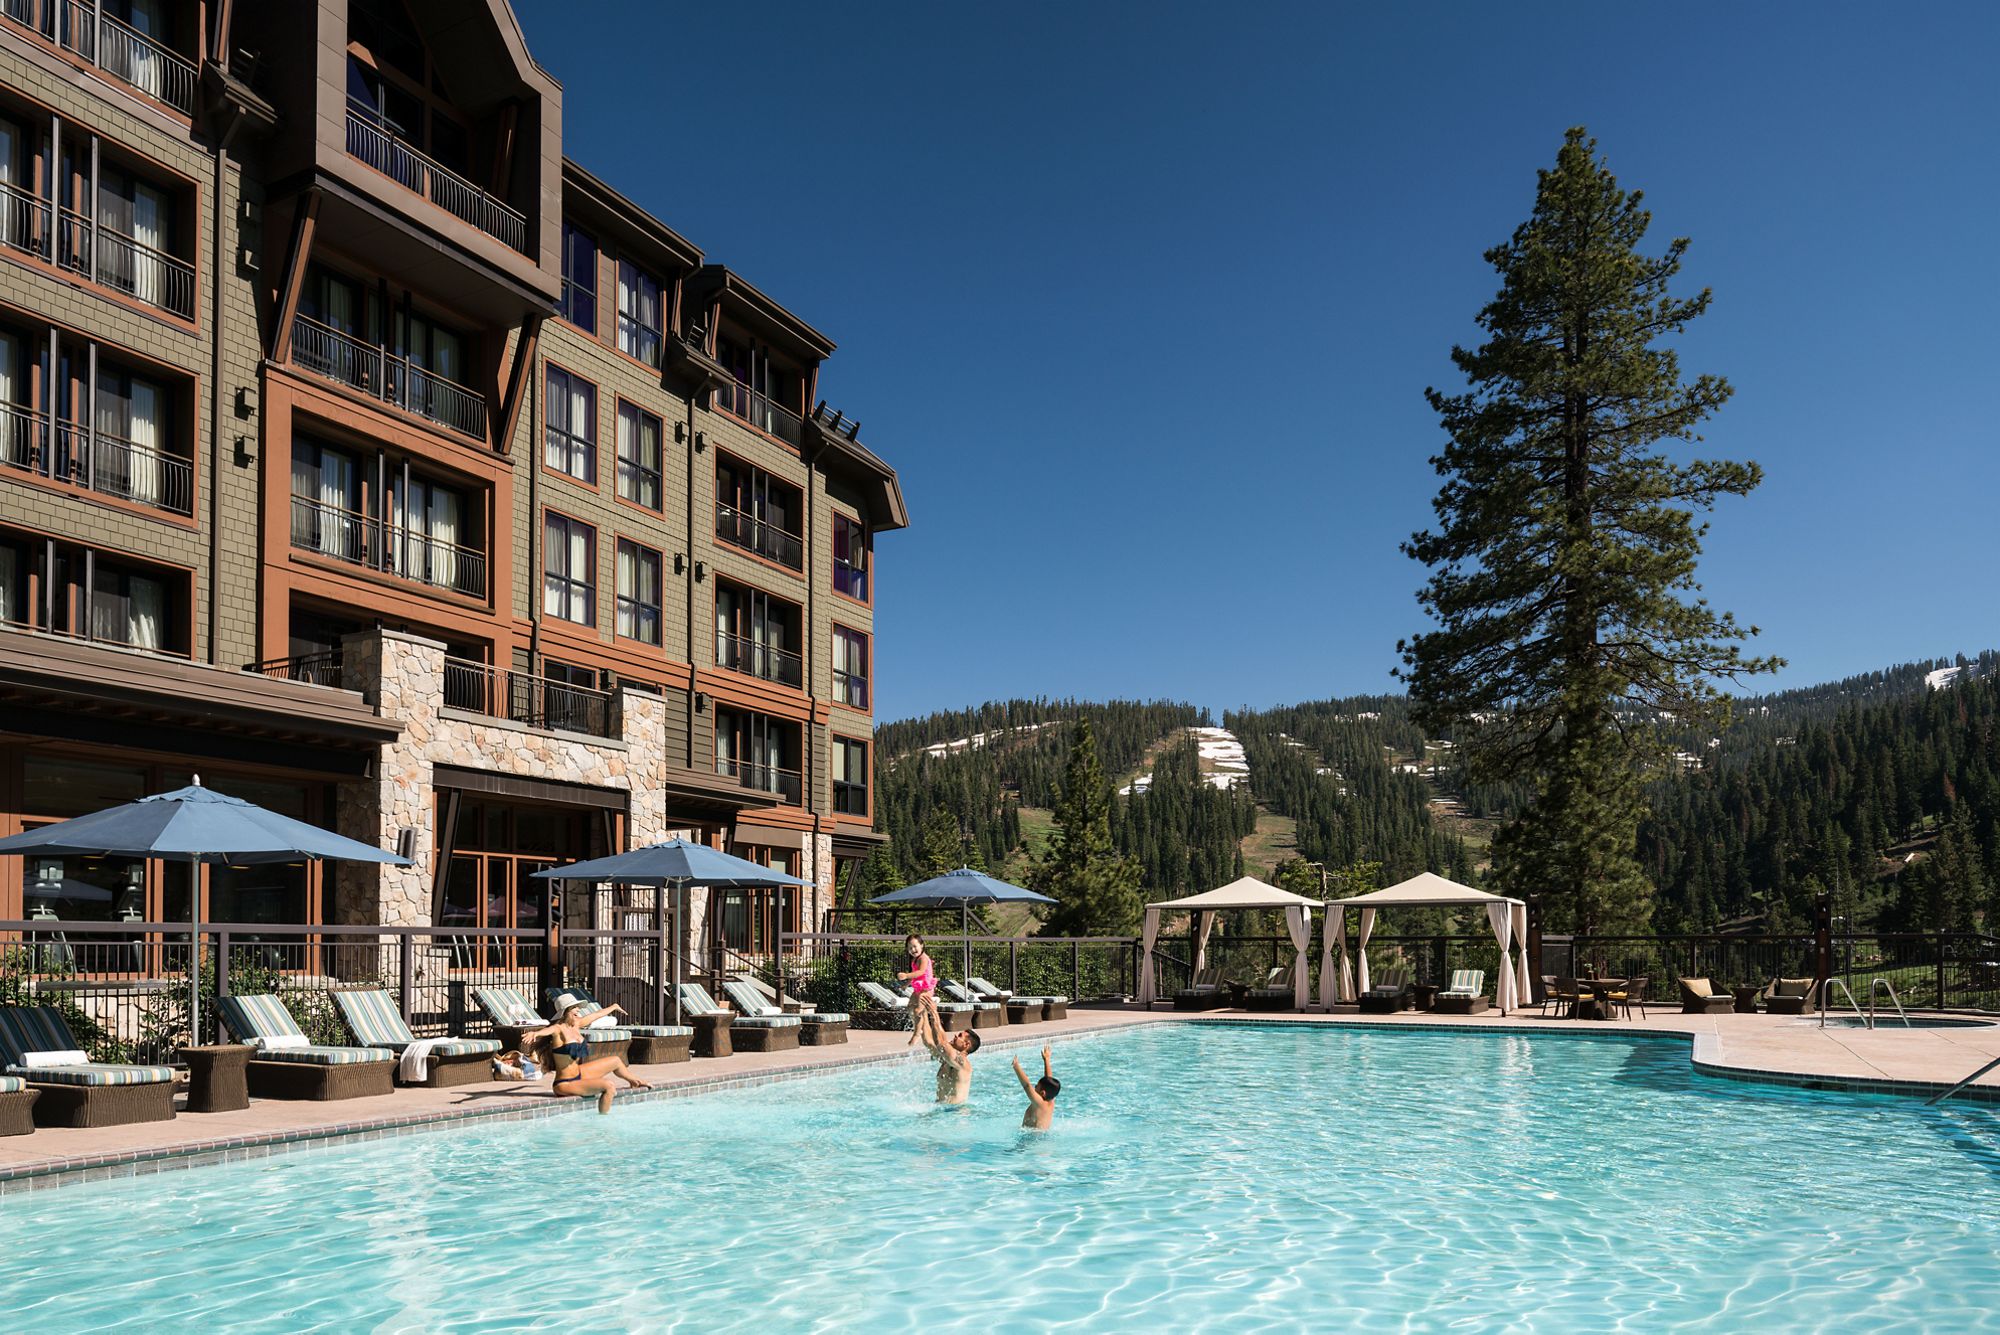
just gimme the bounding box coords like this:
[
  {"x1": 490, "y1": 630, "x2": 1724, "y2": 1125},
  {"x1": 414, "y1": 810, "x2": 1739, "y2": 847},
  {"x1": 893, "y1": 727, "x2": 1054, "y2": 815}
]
[{"x1": 6, "y1": 1023, "x2": 2000, "y2": 1332}]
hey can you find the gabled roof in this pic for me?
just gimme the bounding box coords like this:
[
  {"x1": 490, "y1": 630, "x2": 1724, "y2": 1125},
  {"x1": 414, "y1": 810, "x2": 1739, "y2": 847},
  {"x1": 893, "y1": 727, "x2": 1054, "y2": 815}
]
[
  {"x1": 562, "y1": 159, "x2": 704, "y2": 273},
  {"x1": 1145, "y1": 876, "x2": 1322, "y2": 914},
  {"x1": 1328, "y1": 872, "x2": 1520, "y2": 907},
  {"x1": 690, "y1": 265, "x2": 836, "y2": 363}
]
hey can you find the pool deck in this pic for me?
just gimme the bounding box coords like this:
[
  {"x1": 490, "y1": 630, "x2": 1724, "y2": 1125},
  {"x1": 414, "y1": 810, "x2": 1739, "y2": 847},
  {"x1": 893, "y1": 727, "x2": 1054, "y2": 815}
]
[{"x1": 4, "y1": 1004, "x2": 1996, "y2": 1192}]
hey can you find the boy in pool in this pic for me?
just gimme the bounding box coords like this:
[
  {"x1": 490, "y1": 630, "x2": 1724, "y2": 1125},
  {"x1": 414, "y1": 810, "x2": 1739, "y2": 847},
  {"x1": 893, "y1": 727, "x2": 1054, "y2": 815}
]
[
  {"x1": 1011, "y1": 1045, "x2": 1059, "y2": 1130},
  {"x1": 914, "y1": 992, "x2": 979, "y2": 1103},
  {"x1": 897, "y1": 933, "x2": 939, "y2": 1046}
]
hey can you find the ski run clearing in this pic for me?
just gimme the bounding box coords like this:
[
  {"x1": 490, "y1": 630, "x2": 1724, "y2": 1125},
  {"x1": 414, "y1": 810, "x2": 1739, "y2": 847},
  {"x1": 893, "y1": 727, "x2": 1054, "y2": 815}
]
[
  {"x1": 917, "y1": 721, "x2": 1056, "y2": 757},
  {"x1": 1122, "y1": 726, "x2": 1250, "y2": 795}
]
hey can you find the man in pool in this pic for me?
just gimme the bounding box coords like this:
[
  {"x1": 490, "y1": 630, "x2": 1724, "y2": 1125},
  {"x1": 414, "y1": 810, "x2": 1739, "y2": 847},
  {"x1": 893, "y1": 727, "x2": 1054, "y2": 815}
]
[
  {"x1": 914, "y1": 995, "x2": 979, "y2": 1103},
  {"x1": 1011, "y1": 1044, "x2": 1059, "y2": 1130}
]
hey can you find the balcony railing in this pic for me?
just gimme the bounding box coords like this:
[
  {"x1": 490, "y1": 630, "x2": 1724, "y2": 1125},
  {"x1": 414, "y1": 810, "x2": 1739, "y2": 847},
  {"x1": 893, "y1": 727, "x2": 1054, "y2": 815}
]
[
  {"x1": 834, "y1": 780, "x2": 868, "y2": 817},
  {"x1": 290, "y1": 494, "x2": 487, "y2": 597},
  {"x1": 715, "y1": 502, "x2": 804, "y2": 570},
  {"x1": 716, "y1": 755, "x2": 803, "y2": 806},
  {"x1": 0, "y1": 404, "x2": 193, "y2": 515},
  {"x1": 0, "y1": 179, "x2": 52, "y2": 264},
  {"x1": 717, "y1": 630, "x2": 803, "y2": 688},
  {"x1": 715, "y1": 380, "x2": 803, "y2": 447},
  {"x1": 244, "y1": 650, "x2": 345, "y2": 688},
  {"x1": 1, "y1": 1, "x2": 197, "y2": 113},
  {"x1": 292, "y1": 315, "x2": 487, "y2": 439},
  {"x1": 55, "y1": 208, "x2": 195, "y2": 319},
  {"x1": 443, "y1": 657, "x2": 613, "y2": 738},
  {"x1": 345, "y1": 107, "x2": 528, "y2": 254},
  {"x1": 833, "y1": 669, "x2": 870, "y2": 711}
]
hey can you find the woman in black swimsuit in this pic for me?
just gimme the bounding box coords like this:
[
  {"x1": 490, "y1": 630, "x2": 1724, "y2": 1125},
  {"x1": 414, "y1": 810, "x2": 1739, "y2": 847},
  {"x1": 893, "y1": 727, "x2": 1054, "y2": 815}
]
[{"x1": 522, "y1": 1001, "x2": 651, "y2": 1114}]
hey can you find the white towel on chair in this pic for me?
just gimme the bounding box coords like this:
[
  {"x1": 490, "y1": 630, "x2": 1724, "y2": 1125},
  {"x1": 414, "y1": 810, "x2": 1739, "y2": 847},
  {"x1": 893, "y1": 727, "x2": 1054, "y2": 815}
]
[{"x1": 399, "y1": 1037, "x2": 445, "y2": 1085}]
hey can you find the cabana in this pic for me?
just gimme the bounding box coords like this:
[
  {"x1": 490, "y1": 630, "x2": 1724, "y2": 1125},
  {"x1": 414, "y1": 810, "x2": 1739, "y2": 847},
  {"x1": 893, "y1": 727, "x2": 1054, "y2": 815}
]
[
  {"x1": 1136, "y1": 876, "x2": 1319, "y2": 1010},
  {"x1": 1321, "y1": 873, "x2": 1532, "y2": 1014}
]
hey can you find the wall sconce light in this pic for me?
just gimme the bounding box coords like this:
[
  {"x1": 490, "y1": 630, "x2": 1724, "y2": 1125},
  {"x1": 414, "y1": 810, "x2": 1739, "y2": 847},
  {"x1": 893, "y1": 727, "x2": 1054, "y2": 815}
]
[
  {"x1": 693, "y1": 561, "x2": 706, "y2": 582},
  {"x1": 674, "y1": 422, "x2": 687, "y2": 443},
  {"x1": 674, "y1": 552, "x2": 687, "y2": 575},
  {"x1": 693, "y1": 431, "x2": 706, "y2": 453},
  {"x1": 395, "y1": 828, "x2": 416, "y2": 860},
  {"x1": 234, "y1": 386, "x2": 256, "y2": 417},
  {"x1": 234, "y1": 434, "x2": 255, "y2": 465},
  {"x1": 694, "y1": 692, "x2": 708, "y2": 713}
]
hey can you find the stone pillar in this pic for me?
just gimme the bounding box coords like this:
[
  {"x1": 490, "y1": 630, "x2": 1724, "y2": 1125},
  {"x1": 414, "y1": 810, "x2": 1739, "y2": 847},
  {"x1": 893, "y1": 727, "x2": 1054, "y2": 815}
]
[
  {"x1": 335, "y1": 628, "x2": 446, "y2": 928},
  {"x1": 618, "y1": 687, "x2": 669, "y2": 848}
]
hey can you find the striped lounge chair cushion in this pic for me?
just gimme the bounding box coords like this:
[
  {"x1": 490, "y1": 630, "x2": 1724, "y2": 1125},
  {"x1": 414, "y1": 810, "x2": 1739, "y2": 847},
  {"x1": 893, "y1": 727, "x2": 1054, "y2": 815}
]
[
  {"x1": 333, "y1": 990, "x2": 417, "y2": 1047},
  {"x1": 250, "y1": 1045, "x2": 393, "y2": 1066},
  {"x1": 858, "y1": 983, "x2": 907, "y2": 1009},
  {"x1": 801, "y1": 1012, "x2": 848, "y2": 1024},
  {"x1": 0, "y1": 1075, "x2": 22, "y2": 1094},
  {"x1": 474, "y1": 988, "x2": 545, "y2": 1027},
  {"x1": 1441, "y1": 970, "x2": 1484, "y2": 997},
  {"x1": 731, "y1": 1016, "x2": 799, "y2": 1028},
  {"x1": 10, "y1": 1063, "x2": 177, "y2": 1086},
  {"x1": 623, "y1": 1025, "x2": 694, "y2": 1038},
  {"x1": 0, "y1": 1005, "x2": 88, "y2": 1062},
  {"x1": 426, "y1": 1038, "x2": 503, "y2": 1057},
  {"x1": 217, "y1": 993, "x2": 307, "y2": 1042},
  {"x1": 580, "y1": 1028, "x2": 635, "y2": 1043}
]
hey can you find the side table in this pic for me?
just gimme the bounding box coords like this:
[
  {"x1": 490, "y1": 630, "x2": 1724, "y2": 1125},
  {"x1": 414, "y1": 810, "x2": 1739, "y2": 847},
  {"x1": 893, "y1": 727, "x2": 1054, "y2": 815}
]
[
  {"x1": 688, "y1": 1012, "x2": 733, "y2": 1059},
  {"x1": 1408, "y1": 983, "x2": 1440, "y2": 1012},
  {"x1": 183, "y1": 1044, "x2": 252, "y2": 1113},
  {"x1": 1731, "y1": 985, "x2": 1762, "y2": 1014}
]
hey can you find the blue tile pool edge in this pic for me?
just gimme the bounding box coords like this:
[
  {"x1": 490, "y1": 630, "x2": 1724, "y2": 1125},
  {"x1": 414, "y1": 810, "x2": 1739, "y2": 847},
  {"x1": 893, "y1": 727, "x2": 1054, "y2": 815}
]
[{"x1": 4, "y1": 1014, "x2": 1995, "y2": 1194}]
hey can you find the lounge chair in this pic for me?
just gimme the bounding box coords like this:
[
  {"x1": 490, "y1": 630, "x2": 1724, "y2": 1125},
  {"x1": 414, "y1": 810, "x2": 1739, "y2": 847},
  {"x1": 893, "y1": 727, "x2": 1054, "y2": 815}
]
[
  {"x1": 0, "y1": 1075, "x2": 36, "y2": 1135},
  {"x1": 472, "y1": 986, "x2": 633, "y2": 1062},
  {"x1": 1358, "y1": 966, "x2": 1414, "y2": 1014},
  {"x1": 857, "y1": 980, "x2": 975, "y2": 1031},
  {"x1": 1676, "y1": 977, "x2": 1736, "y2": 1015},
  {"x1": 1761, "y1": 977, "x2": 1818, "y2": 1015},
  {"x1": 0, "y1": 1006, "x2": 177, "y2": 1128},
  {"x1": 544, "y1": 987, "x2": 693, "y2": 1064},
  {"x1": 215, "y1": 994, "x2": 396, "y2": 1102},
  {"x1": 971, "y1": 976, "x2": 1068, "y2": 1021},
  {"x1": 330, "y1": 990, "x2": 502, "y2": 1087},
  {"x1": 678, "y1": 983, "x2": 800, "y2": 1053},
  {"x1": 1172, "y1": 966, "x2": 1227, "y2": 1012},
  {"x1": 936, "y1": 980, "x2": 1006, "y2": 1028},
  {"x1": 720, "y1": 979, "x2": 848, "y2": 1046},
  {"x1": 1432, "y1": 969, "x2": 1490, "y2": 1015},
  {"x1": 1246, "y1": 965, "x2": 1296, "y2": 1012}
]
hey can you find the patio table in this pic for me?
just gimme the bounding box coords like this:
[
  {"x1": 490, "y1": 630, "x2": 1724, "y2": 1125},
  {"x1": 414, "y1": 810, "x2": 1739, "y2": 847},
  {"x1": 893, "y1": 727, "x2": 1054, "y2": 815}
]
[
  {"x1": 183, "y1": 1043, "x2": 252, "y2": 1113},
  {"x1": 1574, "y1": 977, "x2": 1627, "y2": 1021}
]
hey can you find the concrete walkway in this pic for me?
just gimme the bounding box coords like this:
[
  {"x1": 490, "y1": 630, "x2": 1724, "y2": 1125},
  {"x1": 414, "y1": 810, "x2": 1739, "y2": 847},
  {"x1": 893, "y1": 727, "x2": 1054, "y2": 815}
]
[{"x1": 3, "y1": 1004, "x2": 1995, "y2": 1192}]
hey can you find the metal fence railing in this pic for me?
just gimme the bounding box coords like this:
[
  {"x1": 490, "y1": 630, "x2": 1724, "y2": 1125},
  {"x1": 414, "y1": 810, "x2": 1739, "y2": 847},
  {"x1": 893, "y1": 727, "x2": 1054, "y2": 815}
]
[
  {"x1": 292, "y1": 315, "x2": 488, "y2": 439},
  {"x1": 345, "y1": 107, "x2": 528, "y2": 253},
  {"x1": 58, "y1": 208, "x2": 196, "y2": 318},
  {"x1": 790, "y1": 932, "x2": 1141, "y2": 1017}
]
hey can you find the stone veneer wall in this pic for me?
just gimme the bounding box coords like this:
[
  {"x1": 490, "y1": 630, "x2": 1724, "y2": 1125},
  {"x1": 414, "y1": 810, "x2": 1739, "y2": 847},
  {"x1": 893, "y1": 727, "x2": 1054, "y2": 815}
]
[{"x1": 334, "y1": 628, "x2": 670, "y2": 926}]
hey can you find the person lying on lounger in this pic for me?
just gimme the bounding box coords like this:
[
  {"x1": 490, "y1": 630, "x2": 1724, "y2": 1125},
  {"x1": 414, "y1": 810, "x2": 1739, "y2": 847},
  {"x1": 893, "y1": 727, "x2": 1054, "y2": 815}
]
[
  {"x1": 915, "y1": 991, "x2": 979, "y2": 1104},
  {"x1": 1012, "y1": 1045, "x2": 1059, "y2": 1130},
  {"x1": 522, "y1": 1000, "x2": 651, "y2": 1115}
]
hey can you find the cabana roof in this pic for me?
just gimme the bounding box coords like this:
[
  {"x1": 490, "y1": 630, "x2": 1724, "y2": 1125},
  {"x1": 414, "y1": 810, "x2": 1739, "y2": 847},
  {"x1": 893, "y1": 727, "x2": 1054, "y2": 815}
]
[
  {"x1": 1145, "y1": 876, "x2": 1323, "y2": 914},
  {"x1": 1328, "y1": 872, "x2": 1521, "y2": 908}
]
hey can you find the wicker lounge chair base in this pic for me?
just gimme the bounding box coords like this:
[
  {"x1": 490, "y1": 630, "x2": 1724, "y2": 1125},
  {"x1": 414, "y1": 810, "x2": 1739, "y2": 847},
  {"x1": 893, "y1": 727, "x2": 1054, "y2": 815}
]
[
  {"x1": 1003, "y1": 1001, "x2": 1035, "y2": 1024},
  {"x1": 966, "y1": 1007, "x2": 1003, "y2": 1030},
  {"x1": 1681, "y1": 996, "x2": 1735, "y2": 1015},
  {"x1": 852, "y1": 1008, "x2": 906, "y2": 1032},
  {"x1": 1246, "y1": 991, "x2": 1293, "y2": 1012},
  {"x1": 628, "y1": 1033, "x2": 693, "y2": 1064},
  {"x1": 1043, "y1": 1000, "x2": 1069, "y2": 1021},
  {"x1": 689, "y1": 1014, "x2": 733, "y2": 1058},
  {"x1": 729, "y1": 1024, "x2": 800, "y2": 1053},
  {"x1": 798, "y1": 1019, "x2": 848, "y2": 1046},
  {"x1": 29, "y1": 1080, "x2": 175, "y2": 1128},
  {"x1": 1357, "y1": 994, "x2": 1412, "y2": 1014},
  {"x1": 0, "y1": 1088, "x2": 40, "y2": 1135},
  {"x1": 1432, "y1": 996, "x2": 1490, "y2": 1015},
  {"x1": 1764, "y1": 996, "x2": 1809, "y2": 1015},
  {"x1": 1173, "y1": 992, "x2": 1225, "y2": 1011},
  {"x1": 417, "y1": 1050, "x2": 502, "y2": 1088},
  {"x1": 246, "y1": 1059, "x2": 395, "y2": 1101}
]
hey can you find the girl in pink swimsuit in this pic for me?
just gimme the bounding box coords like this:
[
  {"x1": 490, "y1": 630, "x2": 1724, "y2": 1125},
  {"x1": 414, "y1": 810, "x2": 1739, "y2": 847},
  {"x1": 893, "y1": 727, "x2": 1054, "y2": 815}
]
[{"x1": 898, "y1": 934, "x2": 938, "y2": 1046}]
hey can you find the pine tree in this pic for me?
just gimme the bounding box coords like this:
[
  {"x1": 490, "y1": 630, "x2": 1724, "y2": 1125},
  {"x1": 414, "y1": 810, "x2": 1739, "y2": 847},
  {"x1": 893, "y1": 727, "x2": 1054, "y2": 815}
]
[
  {"x1": 1036, "y1": 720, "x2": 1144, "y2": 935},
  {"x1": 1398, "y1": 127, "x2": 1781, "y2": 934},
  {"x1": 918, "y1": 808, "x2": 964, "y2": 878}
]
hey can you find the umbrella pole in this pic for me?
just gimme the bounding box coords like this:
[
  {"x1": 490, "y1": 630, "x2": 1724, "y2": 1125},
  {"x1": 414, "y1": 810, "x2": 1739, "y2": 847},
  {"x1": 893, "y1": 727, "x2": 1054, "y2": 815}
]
[
  {"x1": 962, "y1": 901, "x2": 970, "y2": 988},
  {"x1": 672, "y1": 878, "x2": 685, "y2": 1026},
  {"x1": 188, "y1": 856, "x2": 203, "y2": 1049}
]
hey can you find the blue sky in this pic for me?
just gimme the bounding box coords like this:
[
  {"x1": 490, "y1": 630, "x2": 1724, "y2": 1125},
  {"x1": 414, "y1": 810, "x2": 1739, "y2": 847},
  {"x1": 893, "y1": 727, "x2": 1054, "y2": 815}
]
[{"x1": 519, "y1": 2, "x2": 1999, "y2": 722}]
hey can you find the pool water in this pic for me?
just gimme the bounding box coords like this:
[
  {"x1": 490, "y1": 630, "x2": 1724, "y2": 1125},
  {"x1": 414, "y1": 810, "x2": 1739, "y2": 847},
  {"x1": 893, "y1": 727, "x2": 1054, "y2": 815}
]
[{"x1": 7, "y1": 1024, "x2": 2000, "y2": 1332}]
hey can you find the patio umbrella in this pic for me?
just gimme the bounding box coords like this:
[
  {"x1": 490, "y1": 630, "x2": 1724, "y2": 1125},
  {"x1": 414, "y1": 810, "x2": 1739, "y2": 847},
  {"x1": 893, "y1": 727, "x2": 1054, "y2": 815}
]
[
  {"x1": 0, "y1": 779, "x2": 410, "y2": 1044},
  {"x1": 869, "y1": 867, "x2": 1055, "y2": 986},
  {"x1": 532, "y1": 838, "x2": 811, "y2": 1023}
]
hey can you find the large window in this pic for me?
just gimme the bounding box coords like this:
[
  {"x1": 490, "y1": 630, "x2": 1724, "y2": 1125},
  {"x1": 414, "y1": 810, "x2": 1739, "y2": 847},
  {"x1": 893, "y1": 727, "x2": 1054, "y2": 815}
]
[
  {"x1": 92, "y1": 367, "x2": 176, "y2": 509},
  {"x1": 617, "y1": 260, "x2": 663, "y2": 367},
  {"x1": 714, "y1": 707, "x2": 802, "y2": 806},
  {"x1": 0, "y1": 529, "x2": 186, "y2": 654},
  {"x1": 88, "y1": 559, "x2": 168, "y2": 650},
  {"x1": 543, "y1": 512, "x2": 595, "y2": 626},
  {"x1": 616, "y1": 539, "x2": 661, "y2": 645},
  {"x1": 716, "y1": 580, "x2": 801, "y2": 688},
  {"x1": 544, "y1": 366, "x2": 596, "y2": 484},
  {"x1": 615, "y1": 401, "x2": 662, "y2": 511},
  {"x1": 834, "y1": 738, "x2": 869, "y2": 817},
  {"x1": 715, "y1": 456, "x2": 803, "y2": 569},
  {"x1": 392, "y1": 473, "x2": 475, "y2": 594},
  {"x1": 561, "y1": 222, "x2": 597, "y2": 331},
  {"x1": 290, "y1": 438, "x2": 362, "y2": 561},
  {"x1": 833, "y1": 512, "x2": 869, "y2": 601},
  {"x1": 833, "y1": 626, "x2": 870, "y2": 710}
]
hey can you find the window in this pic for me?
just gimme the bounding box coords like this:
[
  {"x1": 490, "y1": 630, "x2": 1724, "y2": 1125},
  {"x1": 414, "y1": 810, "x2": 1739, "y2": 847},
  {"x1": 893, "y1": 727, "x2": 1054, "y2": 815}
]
[
  {"x1": 544, "y1": 367, "x2": 596, "y2": 483},
  {"x1": 0, "y1": 536, "x2": 23, "y2": 626},
  {"x1": 617, "y1": 260, "x2": 663, "y2": 367},
  {"x1": 616, "y1": 540, "x2": 661, "y2": 645},
  {"x1": 833, "y1": 512, "x2": 869, "y2": 600},
  {"x1": 615, "y1": 401, "x2": 662, "y2": 510},
  {"x1": 834, "y1": 738, "x2": 869, "y2": 816},
  {"x1": 561, "y1": 222, "x2": 597, "y2": 331},
  {"x1": 89, "y1": 560, "x2": 168, "y2": 650},
  {"x1": 543, "y1": 513, "x2": 595, "y2": 626},
  {"x1": 392, "y1": 474, "x2": 475, "y2": 594},
  {"x1": 715, "y1": 707, "x2": 802, "y2": 805},
  {"x1": 714, "y1": 334, "x2": 800, "y2": 443},
  {"x1": 833, "y1": 626, "x2": 870, "y2": 710},
  {"x1": 93, "y1": 164, "x2": 175, "y2": 308},
  {"x1": 92, "y1": 367, "x2": 177, "y2": 510},
  {"x1": 715, "y1": 456, "x2": 803, "y2": 569},
  {"x1": 290, "y1": 438, "x2": 362, "y2": 561},
  {"x1": 539, "y1": 659, "x2": 603, "y2": 735},
  {"x1": 716, "y1": 580, "x2": 801, "y2": 687}
]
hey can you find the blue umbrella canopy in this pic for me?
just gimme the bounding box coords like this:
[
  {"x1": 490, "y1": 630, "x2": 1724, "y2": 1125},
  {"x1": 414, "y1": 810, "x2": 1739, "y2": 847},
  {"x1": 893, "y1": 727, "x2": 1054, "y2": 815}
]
[
  {"x1": 531, "y1": 837, "x2": 810, "y2": 887},
  {"x1": 870, "y1": 868, "x2": 1054, "y2": 986},
  {"x1": 0, "y1": 783, "x2": 412, "y2": 867}
]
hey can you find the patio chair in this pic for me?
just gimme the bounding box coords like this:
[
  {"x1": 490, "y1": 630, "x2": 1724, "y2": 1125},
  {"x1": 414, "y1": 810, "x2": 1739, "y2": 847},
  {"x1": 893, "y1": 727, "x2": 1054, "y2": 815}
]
[
  {"x1": 543, "y1": 986, "x2": 692, "y2": 1063},
  {"x1": 1358, "y1": 966, "x2": 1414, "y2": 1014},
  {"x1": 972, "y1": 976, "x2": 1068, "y2": 1021},
  {"x1": 936, "y1": 980, "x2": 1006, "y2": 1029},
  {"x1": 721, "y1": 978, "x2": 848, "y2": 1046},
  {"x1": 1676, "y1": 977, "x2": 1736, "y2": 1015},
  {"x1": 1547, "y1": 976, "x2": 1582, "y2": 1019},
  {"x1": 331, "y1": 989, "x2": 502, "y2": 1087},
  {"x1": 214, "y1": 994, "x2": 396, "y2": 1102},
  {"x1": 1761, "y1": 977, "x2": 1818, "y2": 1016},
  {"x1": 0, "y1": 1006, "x2": 175, "y2": 1127},
  {"x1": 471, "y1": 986, "x2": 633, "y2": 1062},
  {"x1": 1172, "y1": 966, "x2": 1227, "y2": 1013},
  {"x1": 677, "y1": 982, "x2": 801, "y2": 1053},
  {"x1": 1432, "y1": 969, "x2": 1490, "y2": 1015},
  {"x1": 1606, "y1": 976, "x2": 1649, "y2": 1020},
  {"x1": 1246, "y1": 964, "x2": 1296, "y2": 1012}
]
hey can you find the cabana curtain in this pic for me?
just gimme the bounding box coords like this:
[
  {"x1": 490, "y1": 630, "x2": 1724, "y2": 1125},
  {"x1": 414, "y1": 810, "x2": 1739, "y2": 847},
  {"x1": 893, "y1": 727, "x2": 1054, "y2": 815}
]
[
  {"x1": 1194, "y1": 912, "x2": 1216, "y2": 975},
  {"x1": 1485, "y1": 902, "x2": 1516, "y2": 1013},
  {"x1": 1137, "y1": 877, "x2": 1322, "y2": 1008},
  {"x1": 1137, "y1": 911, "x2": 1162, "y2": 1004},
  {"x1": 1324, "y1": 874, "x2": 1530, "y2": 1015},
  {"x1": 1283, "y1": 906, "x2": 1311, "y2": 1009},
  {"x1": 1357, "y1": 908, "x2": 1376, "y2": 996}
]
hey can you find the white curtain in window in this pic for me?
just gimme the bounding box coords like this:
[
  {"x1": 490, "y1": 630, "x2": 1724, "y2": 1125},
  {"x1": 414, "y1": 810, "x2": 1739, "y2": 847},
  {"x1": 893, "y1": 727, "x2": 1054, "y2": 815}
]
[
  {"x1": 123, "y1": 0, "x2": 168, "y2": 101},
  {"x1": 616, "y1": 542, "x2": 635, "y2": 638},
  {"x1": 0, "y1": 545, "x2": 14, "y2": 624},
  {"x1": 128, "y1": 574, "x2": 163, "y2": 649},
  {"x1": 0, "y1": 331, "x2": 17, "y2": 467},
  {"x1": 126, "y1": 378, "x2": 160, "y2": 505},
  {"x1": 320, "y1": 449, "x2": 353, "y2": 557},
  {"x1": 429, "y1": 486, "x2": 460, "y2": 587},
  {"x1": 131, "y1": 181, "x2": 167, "y2": 307},
  {"x1": 0, "y1": 120, "x2": 14, "y2": 247}
]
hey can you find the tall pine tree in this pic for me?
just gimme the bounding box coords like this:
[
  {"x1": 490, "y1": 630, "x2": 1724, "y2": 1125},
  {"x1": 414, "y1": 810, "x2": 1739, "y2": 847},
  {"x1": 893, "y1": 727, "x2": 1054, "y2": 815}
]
[
  {"x1": 1036, "y1": 720, "x2": 1144, "y2": 935},
  {"x1": 1399, "y1": 128, "x2": 1780, "y2": 934}
]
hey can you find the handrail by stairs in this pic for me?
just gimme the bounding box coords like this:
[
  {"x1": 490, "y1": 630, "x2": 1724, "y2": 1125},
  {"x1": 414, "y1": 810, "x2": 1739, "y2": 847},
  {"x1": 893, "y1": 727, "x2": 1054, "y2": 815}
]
[
  {"x1": 1820, "y1": 977, "x2": 1865, "y2": 1028},
  {"x1": 1869, "y1": 977, "x2": 1912, "y2": 1028},
  {"x1": 1927, "y1": 1055, "x2": 2000, "y2": 1106}
]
